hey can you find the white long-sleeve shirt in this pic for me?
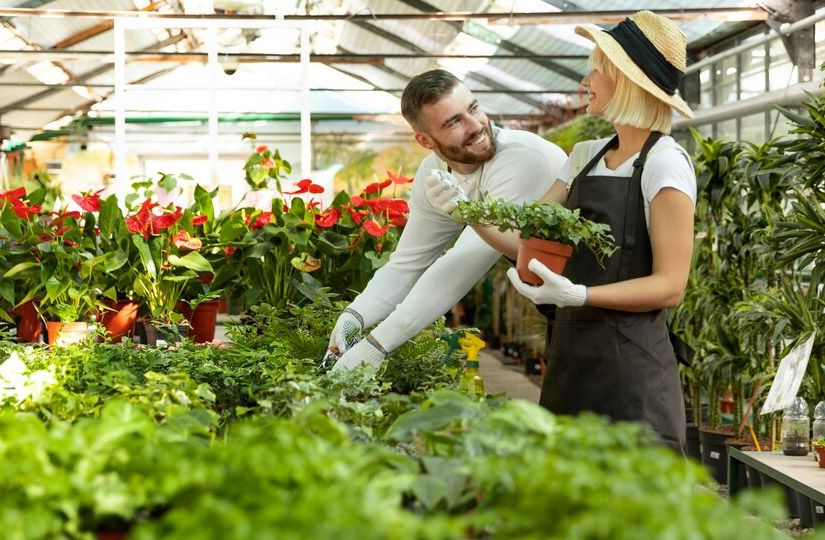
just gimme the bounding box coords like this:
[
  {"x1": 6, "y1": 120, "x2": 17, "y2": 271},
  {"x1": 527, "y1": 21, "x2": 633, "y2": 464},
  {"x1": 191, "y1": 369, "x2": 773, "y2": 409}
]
[{"x1": 348, "y1": 127, "x2": 567, "y2": 352}]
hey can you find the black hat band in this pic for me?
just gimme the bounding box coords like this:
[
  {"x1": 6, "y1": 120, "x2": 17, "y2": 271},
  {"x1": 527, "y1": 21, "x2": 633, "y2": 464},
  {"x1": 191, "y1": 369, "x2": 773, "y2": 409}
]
[{"x1": 605, "y1": 18, "x2": 683, "y2": 95}]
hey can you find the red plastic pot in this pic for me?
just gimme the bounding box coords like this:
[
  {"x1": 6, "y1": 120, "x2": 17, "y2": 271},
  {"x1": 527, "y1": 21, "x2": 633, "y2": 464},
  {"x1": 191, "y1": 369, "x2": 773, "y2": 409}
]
[
  {"x1": 11, "y1": 300, "x2": 42, "y2": 343},
  {"x1": 98, "y1": 299, "x2": 139, "y2": 343},
  {"x1": 180, "y1": 300, "x2": 220, "y2": 343}
]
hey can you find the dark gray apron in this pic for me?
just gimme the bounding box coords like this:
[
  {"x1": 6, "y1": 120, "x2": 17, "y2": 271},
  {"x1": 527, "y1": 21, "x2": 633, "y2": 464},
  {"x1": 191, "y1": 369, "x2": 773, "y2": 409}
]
[{"x1": 539, "y1": 132, "x2": 686, "y2": 453}]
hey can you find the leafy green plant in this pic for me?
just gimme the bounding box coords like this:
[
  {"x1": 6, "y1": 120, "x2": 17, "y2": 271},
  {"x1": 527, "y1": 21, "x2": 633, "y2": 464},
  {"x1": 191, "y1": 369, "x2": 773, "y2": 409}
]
[{"x1": 455, "y1": 198, "x2": 616, "y2": 266}]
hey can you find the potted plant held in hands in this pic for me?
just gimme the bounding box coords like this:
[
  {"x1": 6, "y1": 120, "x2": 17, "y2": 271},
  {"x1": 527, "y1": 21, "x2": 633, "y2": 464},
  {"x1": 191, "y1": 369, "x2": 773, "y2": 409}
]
[{"x1": 454, "y1": 199, "x2": 616, "y2": 285}]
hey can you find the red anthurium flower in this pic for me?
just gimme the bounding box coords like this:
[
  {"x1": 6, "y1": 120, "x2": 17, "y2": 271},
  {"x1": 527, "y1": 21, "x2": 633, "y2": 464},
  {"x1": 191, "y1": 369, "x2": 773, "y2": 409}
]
[
  {"x1": 63, "y1": 239, "x2": 78, "y2": 248},
  {"x1": 316, "y1": 207, "x2": 340, "y2": 228},
  {"x1": 344, "y1": 205, "x2": 365, "y2": 225},
  {"x1": 364, "y1": 179, "x2": 392, "y2": 195},
  {"x1": 192, "y1": 214, "x2": 208, "y2": 226},
  {"x1": 11, "y1": 200, "x2": 41, "y2": 220},
  {"x1": 307, "y1": 199, "x2": 321, "y2": 210},
  {"x1": 150, "y1": 206, "x2": 182, "y2": 233},
  {"x1": 350, "y1": 195, "x2": 365, "y2": 207},
  {"x1": 283, "y1": 179, "x2": 324, "y2": 195},
  {"x1": 246, "y1": 211, "x2": 272, "y2": 231},
  {"x1": 386, "y1": 170, "x2": 413, "y2": 185},
  {"x1": 125, "y1": 199, "x2": 158, "y2": 238},
  {"x1": 172, "y1": 230, "x2": 202, "y2": 250},
  {"x1": 262, "y1": 158, "x2": 274, "y2": 168},
  {"x1": 198, "y1": 272, "x2": 214, "y2": 284},
  {"x1": 363, "y1": 219, "x2": 390, "y2": 237},
  {"x1": 71, "y1": 188, "x2": 104, "y2": 212},
  {"x1": 0, "y1": 187, "x2": 26, "y2": 203},
  {"x1": 54, "y1": 226, "x2": 71, "y2": 236},
  {"x1": 256, "y1": 145, "x2": 268, "y2": 154},
  {"x1": 390, "y1": 215, "x2": 407, "y2": 228},
  {"x1": 224, "y1": 246, "x2": 237, "y2": 257},
  {"x1": 387, "y1": 199, "x2": 409, "y2": 215},
  {"x1": 58, "y1": 210, "x2": 82, "y2": 220}
]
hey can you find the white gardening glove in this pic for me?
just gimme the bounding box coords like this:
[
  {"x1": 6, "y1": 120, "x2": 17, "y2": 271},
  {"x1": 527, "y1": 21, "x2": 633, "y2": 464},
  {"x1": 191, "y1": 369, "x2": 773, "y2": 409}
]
[
  {"x1": 331, "y1": 335, "x2": 387, "y2": 372},
  {"x1": 328, "y1": 308, "x2": 364, "y2": 354},
  {"x1": 506, "y1": 259, "x2": 588, "y2": 307},
  {"x1": 426, "y1": 169, "x2": 469, "y2": 216}
]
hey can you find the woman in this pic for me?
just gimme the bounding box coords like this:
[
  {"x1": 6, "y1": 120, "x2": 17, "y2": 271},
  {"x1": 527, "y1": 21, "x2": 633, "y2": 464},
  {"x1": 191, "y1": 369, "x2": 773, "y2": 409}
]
[{"x1": 427, "y1": 11, "x2": 696, "y2": 453}]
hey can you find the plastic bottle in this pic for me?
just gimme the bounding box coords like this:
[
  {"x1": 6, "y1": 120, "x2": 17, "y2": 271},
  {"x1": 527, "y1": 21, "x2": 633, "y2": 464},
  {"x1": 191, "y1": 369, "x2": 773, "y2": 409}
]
[
  {"x1": 813, "y1": 401, "x2": 825, "y2": 444},
  {"x1": 458, "y1": 332, "x2": 485, "y2": 396},
  {"x1": 782, "y1": 397, "x2": 810, "y2": 456}
]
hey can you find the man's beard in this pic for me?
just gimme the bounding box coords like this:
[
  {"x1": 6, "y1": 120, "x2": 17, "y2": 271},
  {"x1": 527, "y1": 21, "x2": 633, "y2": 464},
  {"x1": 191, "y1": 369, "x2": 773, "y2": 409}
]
[{"x1": 431, "y1": 121, "x2": 495, "y2": 165}]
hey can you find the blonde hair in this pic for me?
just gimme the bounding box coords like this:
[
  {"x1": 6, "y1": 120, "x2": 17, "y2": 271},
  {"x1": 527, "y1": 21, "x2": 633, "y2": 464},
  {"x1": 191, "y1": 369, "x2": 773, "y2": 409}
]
[{"x1": 591, "y1": 47, "x2": 673, "y2": 134}]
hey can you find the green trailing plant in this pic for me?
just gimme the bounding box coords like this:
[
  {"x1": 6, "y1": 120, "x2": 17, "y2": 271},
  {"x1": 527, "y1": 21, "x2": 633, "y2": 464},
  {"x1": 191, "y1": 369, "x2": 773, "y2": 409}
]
[{"x1": 454, "y1": 198, "x2": 616, "y2": 266}]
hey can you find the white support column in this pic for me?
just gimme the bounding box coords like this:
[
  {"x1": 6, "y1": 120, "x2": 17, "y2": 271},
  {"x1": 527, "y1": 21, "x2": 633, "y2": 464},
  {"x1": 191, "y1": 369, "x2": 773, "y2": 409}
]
[
  {"x1": 207, "y1": 26, "x2": 218, "y2": 187},
  {"x1": 300, "y1": 21, "x2": 311, "y2": 180},
  {"x1": 113, "y1": 18, "x2": 127, "y2": 201}
]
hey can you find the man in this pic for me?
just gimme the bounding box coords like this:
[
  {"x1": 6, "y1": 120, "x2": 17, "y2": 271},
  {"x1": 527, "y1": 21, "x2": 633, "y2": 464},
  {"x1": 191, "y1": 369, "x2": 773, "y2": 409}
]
[{"x1": 328, "y1": 69, "x2": 567, "y2": 371}]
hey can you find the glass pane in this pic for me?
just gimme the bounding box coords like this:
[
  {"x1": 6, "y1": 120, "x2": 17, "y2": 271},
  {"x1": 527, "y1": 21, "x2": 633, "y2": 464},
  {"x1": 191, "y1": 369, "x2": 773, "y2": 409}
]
[
  {"x1": 740, "y1": 113, "x2": 766, "y2": 144},
  {"x1": 769, "y1": 109, "x2": 794, "y2": 139},
  {"x1": 714, "y1": 83, "x2": 737, "y2": 105},
  {"x1": 715, "y1": 119, "x2": 737, "y2": 141}
]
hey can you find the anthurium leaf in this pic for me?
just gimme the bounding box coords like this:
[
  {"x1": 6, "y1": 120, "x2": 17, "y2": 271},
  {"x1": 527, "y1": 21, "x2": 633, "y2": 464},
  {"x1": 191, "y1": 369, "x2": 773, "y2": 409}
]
[
  {"x1": 103, "y1": 251, "x2": 129, "y2": 272},
  {"x1": 0, "y1": 280, "x2": 13, "y2": 305},
  {"x1": 0, "y1": 205, "x2": 22, "y2": 237},
  {"x1": 168, "y1": 252, "x2": 212, "y2": 272},
  {"x1": 193, "y1": 184, "x2": 214, "y2": 223},
  {"x1": 317, "y1": 231, "x2": 349, "y2": 251},
  {"x1": 365, "y1": 251, "x2": 390, "y2": 270},
  {"x1": 3, "y1": 261, "x2": 39, "y2": 278},
  {"x1": 132, "y1": 235, "x2": 156, "y2": 276}
]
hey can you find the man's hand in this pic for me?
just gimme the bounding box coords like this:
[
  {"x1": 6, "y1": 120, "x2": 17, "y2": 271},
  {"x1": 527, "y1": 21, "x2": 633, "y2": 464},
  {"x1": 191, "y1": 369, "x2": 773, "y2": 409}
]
[
  {"x1": 506, "y1": 259, "x2": 588, "y2": 307},
  {"x1": 328, "y1": 308, "x2": 364, "y2": 354},
  {"x1": 426, "y1": 170, "x2": 469, "y2": 216},
  {"x1": 331, "y1": 336, "x2": 387, "y2": 372}
]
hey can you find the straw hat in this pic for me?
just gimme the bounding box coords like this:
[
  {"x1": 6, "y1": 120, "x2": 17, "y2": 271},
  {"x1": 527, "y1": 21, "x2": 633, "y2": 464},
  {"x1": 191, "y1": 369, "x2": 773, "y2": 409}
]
[{"x1": 575, "y1": 10, "x2": 694, "y2": 119}]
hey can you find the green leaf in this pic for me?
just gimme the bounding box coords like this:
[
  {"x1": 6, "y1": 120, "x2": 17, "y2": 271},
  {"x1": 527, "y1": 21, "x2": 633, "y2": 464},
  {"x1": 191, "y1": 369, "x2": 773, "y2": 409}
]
[
  {"x1": 168, "y1": 251, "x2": 212, "y2": 272},
  {"x1": 3, "y1": 261, "x2": 39, "y2": 278}
]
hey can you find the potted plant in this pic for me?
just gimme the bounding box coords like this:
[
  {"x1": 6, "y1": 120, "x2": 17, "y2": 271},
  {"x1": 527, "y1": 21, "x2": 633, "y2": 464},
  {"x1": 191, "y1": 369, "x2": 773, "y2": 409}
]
[
  {"x1": 123, "y1": 180, "x2": 213, "y2": 344},
  {"x1": 813, "y1": 437, "x2": 825, "y2": 467},
  {"x1": 454, "y1": 198, "x2": 616, "y2": 285}
]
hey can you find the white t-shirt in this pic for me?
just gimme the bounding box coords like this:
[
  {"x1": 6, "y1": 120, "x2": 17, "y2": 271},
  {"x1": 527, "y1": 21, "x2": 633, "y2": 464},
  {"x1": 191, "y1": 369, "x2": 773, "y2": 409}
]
[
  {"x1": 349, "y1": 127, "x2": 567, "y2": 352},
  {"x1": 557, "y1": 136, "x2": 696, "y2": 227}
]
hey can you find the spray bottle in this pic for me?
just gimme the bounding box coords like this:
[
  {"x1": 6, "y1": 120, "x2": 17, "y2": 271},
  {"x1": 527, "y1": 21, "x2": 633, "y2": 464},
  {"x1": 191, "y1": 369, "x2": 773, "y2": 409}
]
[{"x1": 458, "y1": 332, "x2": 485, "y2": 396}]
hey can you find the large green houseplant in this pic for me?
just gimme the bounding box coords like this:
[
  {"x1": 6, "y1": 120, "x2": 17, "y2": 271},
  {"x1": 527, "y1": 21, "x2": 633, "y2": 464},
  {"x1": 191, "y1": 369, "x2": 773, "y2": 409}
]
[{"x1": 454, "y1": 198, "x2": 616, "y2": 285}]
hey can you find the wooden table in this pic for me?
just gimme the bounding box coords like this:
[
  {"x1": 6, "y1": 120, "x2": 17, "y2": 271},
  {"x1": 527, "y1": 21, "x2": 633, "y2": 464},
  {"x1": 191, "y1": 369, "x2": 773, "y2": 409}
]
[{"x1": 728, "y1": 447, "x2": 825, "y2": 507}]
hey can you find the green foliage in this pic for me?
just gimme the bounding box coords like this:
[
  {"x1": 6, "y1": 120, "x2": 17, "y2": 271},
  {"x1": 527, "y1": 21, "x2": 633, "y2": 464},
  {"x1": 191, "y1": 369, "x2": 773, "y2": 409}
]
[
  {"x1": 542, "y1": 115, "x2": 614, "y2": 154},
  {"x1": 455, "y1": 198, "x2": 617, "y2": 266}
]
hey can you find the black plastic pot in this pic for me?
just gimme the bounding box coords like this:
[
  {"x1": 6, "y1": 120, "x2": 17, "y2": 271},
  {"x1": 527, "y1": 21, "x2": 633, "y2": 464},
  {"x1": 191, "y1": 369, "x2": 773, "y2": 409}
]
[
  {"x1": 699, "y1": 428, "x2": 732, "y2": 484},
  {"x1": 685, "y1": 423, "x2": 701, "y2": 460}
]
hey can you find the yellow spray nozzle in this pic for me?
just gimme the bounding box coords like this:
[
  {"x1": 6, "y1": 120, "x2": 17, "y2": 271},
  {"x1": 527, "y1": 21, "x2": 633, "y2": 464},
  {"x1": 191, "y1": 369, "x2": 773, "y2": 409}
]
[{"x1": 458, "y1": 332, "x2": 485, "y2": 360}]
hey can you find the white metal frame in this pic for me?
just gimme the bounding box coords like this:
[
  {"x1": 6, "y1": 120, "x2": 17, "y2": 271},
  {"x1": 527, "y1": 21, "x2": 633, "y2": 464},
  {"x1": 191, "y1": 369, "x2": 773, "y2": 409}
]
[{"x1": 113, "y1": 16, "x2": 311, "y2": 197}]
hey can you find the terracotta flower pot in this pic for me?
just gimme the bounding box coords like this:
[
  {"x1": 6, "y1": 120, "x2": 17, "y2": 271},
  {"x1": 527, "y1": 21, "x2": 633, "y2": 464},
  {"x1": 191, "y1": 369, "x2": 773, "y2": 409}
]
[
  {"x1": 815, "y1": 447, "x2": 825, "y2": 468},
  {"x1": 516, "y1": 237, "x2": 574, "y2": 285},
  {"x1": 11, "y1": 300, "x2": 42, "y2": 343},
  {"x1": 46, "y1": 321, "x2": 89, "y2": 348},
  {"x1": 98, "y1": 299, "x2": 139, "y2": 343},
  {"x1": 180, "y1": 300, "x2": 220, "y2": 343}
]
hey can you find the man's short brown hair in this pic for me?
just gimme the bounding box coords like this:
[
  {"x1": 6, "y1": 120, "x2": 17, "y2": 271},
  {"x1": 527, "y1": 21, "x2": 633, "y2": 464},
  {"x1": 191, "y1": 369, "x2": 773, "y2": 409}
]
[{"x1": 400, "y1": 69, "x2": 461, "y2": 132}]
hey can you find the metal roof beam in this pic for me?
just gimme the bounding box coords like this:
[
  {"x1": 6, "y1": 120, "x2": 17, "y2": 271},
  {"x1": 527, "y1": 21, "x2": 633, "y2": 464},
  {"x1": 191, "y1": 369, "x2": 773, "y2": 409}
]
[
  {"x1": 395, "y1": 0, "x2": 584, "y2": 85},
  {"x1": 0, "y1": 33, "x2": 185, "y2": 114},
  {"x1": 464, "y1": 72, "x2": 544, "y2": 109},
  {"x1": 0, "y1": 7, "x2": 769, "y2": 24},
  {"x1": 0, "y1": 49, "x2": 589, "y2": 62}
]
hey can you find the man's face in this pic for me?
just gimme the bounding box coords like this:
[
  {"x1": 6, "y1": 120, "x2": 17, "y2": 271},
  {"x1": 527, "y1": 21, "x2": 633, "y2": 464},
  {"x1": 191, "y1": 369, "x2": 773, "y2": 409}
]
[{"x1": 415, "y1": 84, "x2": 495, "y2": 171}]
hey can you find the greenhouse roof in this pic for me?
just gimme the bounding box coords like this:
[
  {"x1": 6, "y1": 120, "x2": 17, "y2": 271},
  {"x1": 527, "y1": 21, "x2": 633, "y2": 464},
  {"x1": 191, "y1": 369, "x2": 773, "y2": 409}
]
[{"x1": 0, "y1": 0, "x2": 805, "y2": 142}]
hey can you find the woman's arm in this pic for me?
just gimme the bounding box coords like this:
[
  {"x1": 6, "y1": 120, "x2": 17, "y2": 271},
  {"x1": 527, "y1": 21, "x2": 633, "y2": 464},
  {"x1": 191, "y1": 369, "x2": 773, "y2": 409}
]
[
  {"x1": 585, "y1": 187, "x2": 694, "y2": 311},
  {"x1": 470, "y1": 179, "x2": 571, "y2": 259}
]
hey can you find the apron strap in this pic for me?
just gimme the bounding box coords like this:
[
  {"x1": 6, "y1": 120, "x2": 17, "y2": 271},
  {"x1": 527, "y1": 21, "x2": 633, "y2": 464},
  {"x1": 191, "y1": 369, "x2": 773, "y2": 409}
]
[
  {"x1": 571, "y1": 135, "x2": 618, "y2": 184},
  {"x1": 618, "y1": 131, "x2": 663, "y2": 282}
]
